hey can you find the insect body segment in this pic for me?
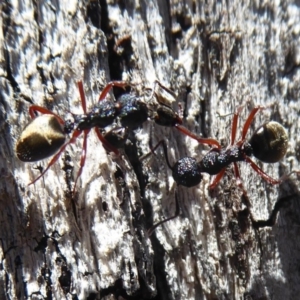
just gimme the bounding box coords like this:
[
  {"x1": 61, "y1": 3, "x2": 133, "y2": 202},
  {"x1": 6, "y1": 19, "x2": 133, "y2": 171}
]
[
  {"x1": 150, "y1": 81, "x2": 221, "y2": 149},
  {"x1": 16, "y1": 114, "x2": 66, "y2": 162},
  {"x1": 249, "y1": 121, "x2": 288, "y2": 163},
  {"x1": 199, "y1": 143, "x2": 253, "y2": 176},
  {"x1": 75, "y1": 99, "x2": 118, "y2": 131},
  {"x1": 172, "y1": 157, "x2": 203, "y2": 188},
  {"x1": 117, "y1": 94, "x2": 149, "y2": 129}
]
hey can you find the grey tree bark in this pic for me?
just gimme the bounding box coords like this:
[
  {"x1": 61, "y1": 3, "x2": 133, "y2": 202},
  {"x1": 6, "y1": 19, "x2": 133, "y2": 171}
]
[{"x1": 1, "y1": 0, "x2": 300, "y2": 299}]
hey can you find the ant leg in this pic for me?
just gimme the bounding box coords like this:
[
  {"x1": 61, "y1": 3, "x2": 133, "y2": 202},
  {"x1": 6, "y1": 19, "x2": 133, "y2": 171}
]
[
  {"x1": 252, "y1": 194, "x2": 299, "y2": 228},
  {"x1": 29, "y1": 129, "x2": 82, "y2": 185},
  {"x1": 73, "y1": 129, "x2": 89, "y2": 193},
  {"x1": 240, "y1": 106, "x2": 265, "y2": 141},
  {"x1": 29, "y1": 105, "x2": 65, "y2": 124},
  {"x1": 209, "y1": 168, "x2": 226, "y2": 189},
  {"x1": 147, "y1": 191, "x2": 180, "y2": 236},
  {"x1": 230, "y1": 105, "x2": 244, "y2": 145},
  {"x1": 245, "y1": 156, "x2": 300, "y2": 184},
  {"x1": 153, "y1": 80, "x2": 177, "y2": 98},
  {"x1": 140, "y1": 140, "x2": 173, "y2": 170},
  {"x1": 233, "y1": 162, "x2": 245, "y2": 191},
  {"x1": 94, "y1": 128, "x2": 120, "y2": 156},
  {"x1": 78, "y1": 80, "x2": 130, "y2": 106},
  {"x1": 114, "y1": 34, "x2": 131, "y2": 51},
  {"x1": 145, "y1": 80, "x2": 177, "y2": 104},
  {"x1": 156, "y1": 140, "x2": 173, "y2": 170},
  {"x1": 98, "y1": 81, "x2": 129, "y2": 101},
  {"x1": 175, "y1": 124, "x2": 221, "y2": 149},
  {"x1": 77, "y1": 81, "x2": 88, "y2": 114}
]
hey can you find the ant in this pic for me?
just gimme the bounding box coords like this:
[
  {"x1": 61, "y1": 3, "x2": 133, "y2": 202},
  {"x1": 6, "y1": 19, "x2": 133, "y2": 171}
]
[
  {"x1": 145, "y1": 106, "x2": 294, "y2": 189},
  {"x1": 143, "y1": 105, "x2": 299, "y2": 233},
  {"x1": 16, "y1": 80, "x2": 149, "y2": 191}
]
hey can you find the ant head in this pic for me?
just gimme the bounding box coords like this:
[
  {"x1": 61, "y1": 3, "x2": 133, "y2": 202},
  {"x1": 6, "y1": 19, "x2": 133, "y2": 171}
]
[
  {"x1": 154, "y1": 105, "x2": 183, "y2": 127},
  {"x1": 172, "y1": 157, "x2": 203, "y2": 187},
  {"x1": 249, "y1": 121, "x2": 288, "y2": 163},
  {"x1": 16, "y1": 114, "x2": 66, "y2": 162}
]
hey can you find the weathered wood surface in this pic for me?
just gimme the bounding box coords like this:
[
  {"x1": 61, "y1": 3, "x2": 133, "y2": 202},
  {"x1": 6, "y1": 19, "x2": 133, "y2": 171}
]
[{"x1": 1, "y1": 1, "x2": 300, "y2": 299}]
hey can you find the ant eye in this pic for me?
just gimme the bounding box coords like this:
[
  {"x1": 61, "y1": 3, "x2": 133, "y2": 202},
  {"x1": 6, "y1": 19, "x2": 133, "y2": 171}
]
[
  {"x1": 249, "y1": 121, "x2": 288, "y2": 163},
  {"x1": 16, "y1": 115, "x2": 65, "y2": 162}
]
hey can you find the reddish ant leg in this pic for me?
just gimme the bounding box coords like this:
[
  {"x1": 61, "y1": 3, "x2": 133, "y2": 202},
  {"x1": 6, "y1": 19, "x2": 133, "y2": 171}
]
[
  {"x1": 78, "y1": 80, "x2": 129, "y2": 106},
  {"x1": 29, "y1": 105, "x2": 65, "y2": 124},
  {"x1": 77, "y1": 81, "x2": 88, "y2": 114},
  {"x1": 175, "y1": 124, "x2": 221, "y2": 149},
  {"x1": 114, "y1": 34, "x2": 131, "y2": 52},
  {"x1": 152, "y1": 80, "x2": 177, "y2": 103},
  {"x1": 98, "y1": 81, "x2": 130, "y2": 101},
  {"x1": 244, "y1": 156, "x2": 300, "y2": 185},
  {"x1": 230, "y1": 106, "x2": 264, "y2": 146},
  {"x1": 77, "y1": 81, "x2": 121, "y2": 156},
  {"x1": 209, "y1": 168, "x2": 226, "y2": 189},
  {"x1": 230, "y1": 105, "x2": 244, "y2": 145},
  {"x1": 240, "y1": 106, "x2": 265, "y2": 142},
  {"x1": 95, "y1": 128, "x2": 120, "y2": 156}
]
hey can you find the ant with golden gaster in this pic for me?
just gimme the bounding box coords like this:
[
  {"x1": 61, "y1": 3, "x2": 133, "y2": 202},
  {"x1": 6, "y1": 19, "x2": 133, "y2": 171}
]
[
  {"x1": 16, "y1": 80, "x2": 137, "y2": 191},
  {"x1": 143, "y1": 105, "x2": 299, "y2": 233}
]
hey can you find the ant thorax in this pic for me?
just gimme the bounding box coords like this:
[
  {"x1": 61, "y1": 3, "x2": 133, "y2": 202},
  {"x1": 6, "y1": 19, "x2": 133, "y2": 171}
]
[{"x1": 199, "y1": 143, "x2": 253, "y2": 175}]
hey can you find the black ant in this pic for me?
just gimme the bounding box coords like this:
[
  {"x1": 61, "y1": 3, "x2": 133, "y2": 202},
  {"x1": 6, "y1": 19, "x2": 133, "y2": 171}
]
[
  {"x1": 145, "y1": 106, "x2": 294, "y2": 189},
  {"x1": 16, "y1": 80, "x2": 148, "y2": 191},
  {"x1": 143, "y1": 105, "x2": 299, "y2": 233}
]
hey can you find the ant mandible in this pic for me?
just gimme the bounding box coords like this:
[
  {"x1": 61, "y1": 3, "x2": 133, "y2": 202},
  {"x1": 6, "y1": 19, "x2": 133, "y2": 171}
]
[{"x1": 16, "y1": 80, "x2": 148, "y2": 191}]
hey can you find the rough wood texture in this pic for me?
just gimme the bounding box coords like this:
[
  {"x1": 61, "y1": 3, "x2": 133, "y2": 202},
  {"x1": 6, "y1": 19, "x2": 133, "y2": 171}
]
[{"x1": 1, "y1": 1, "x2": 300, "y2": 299}]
